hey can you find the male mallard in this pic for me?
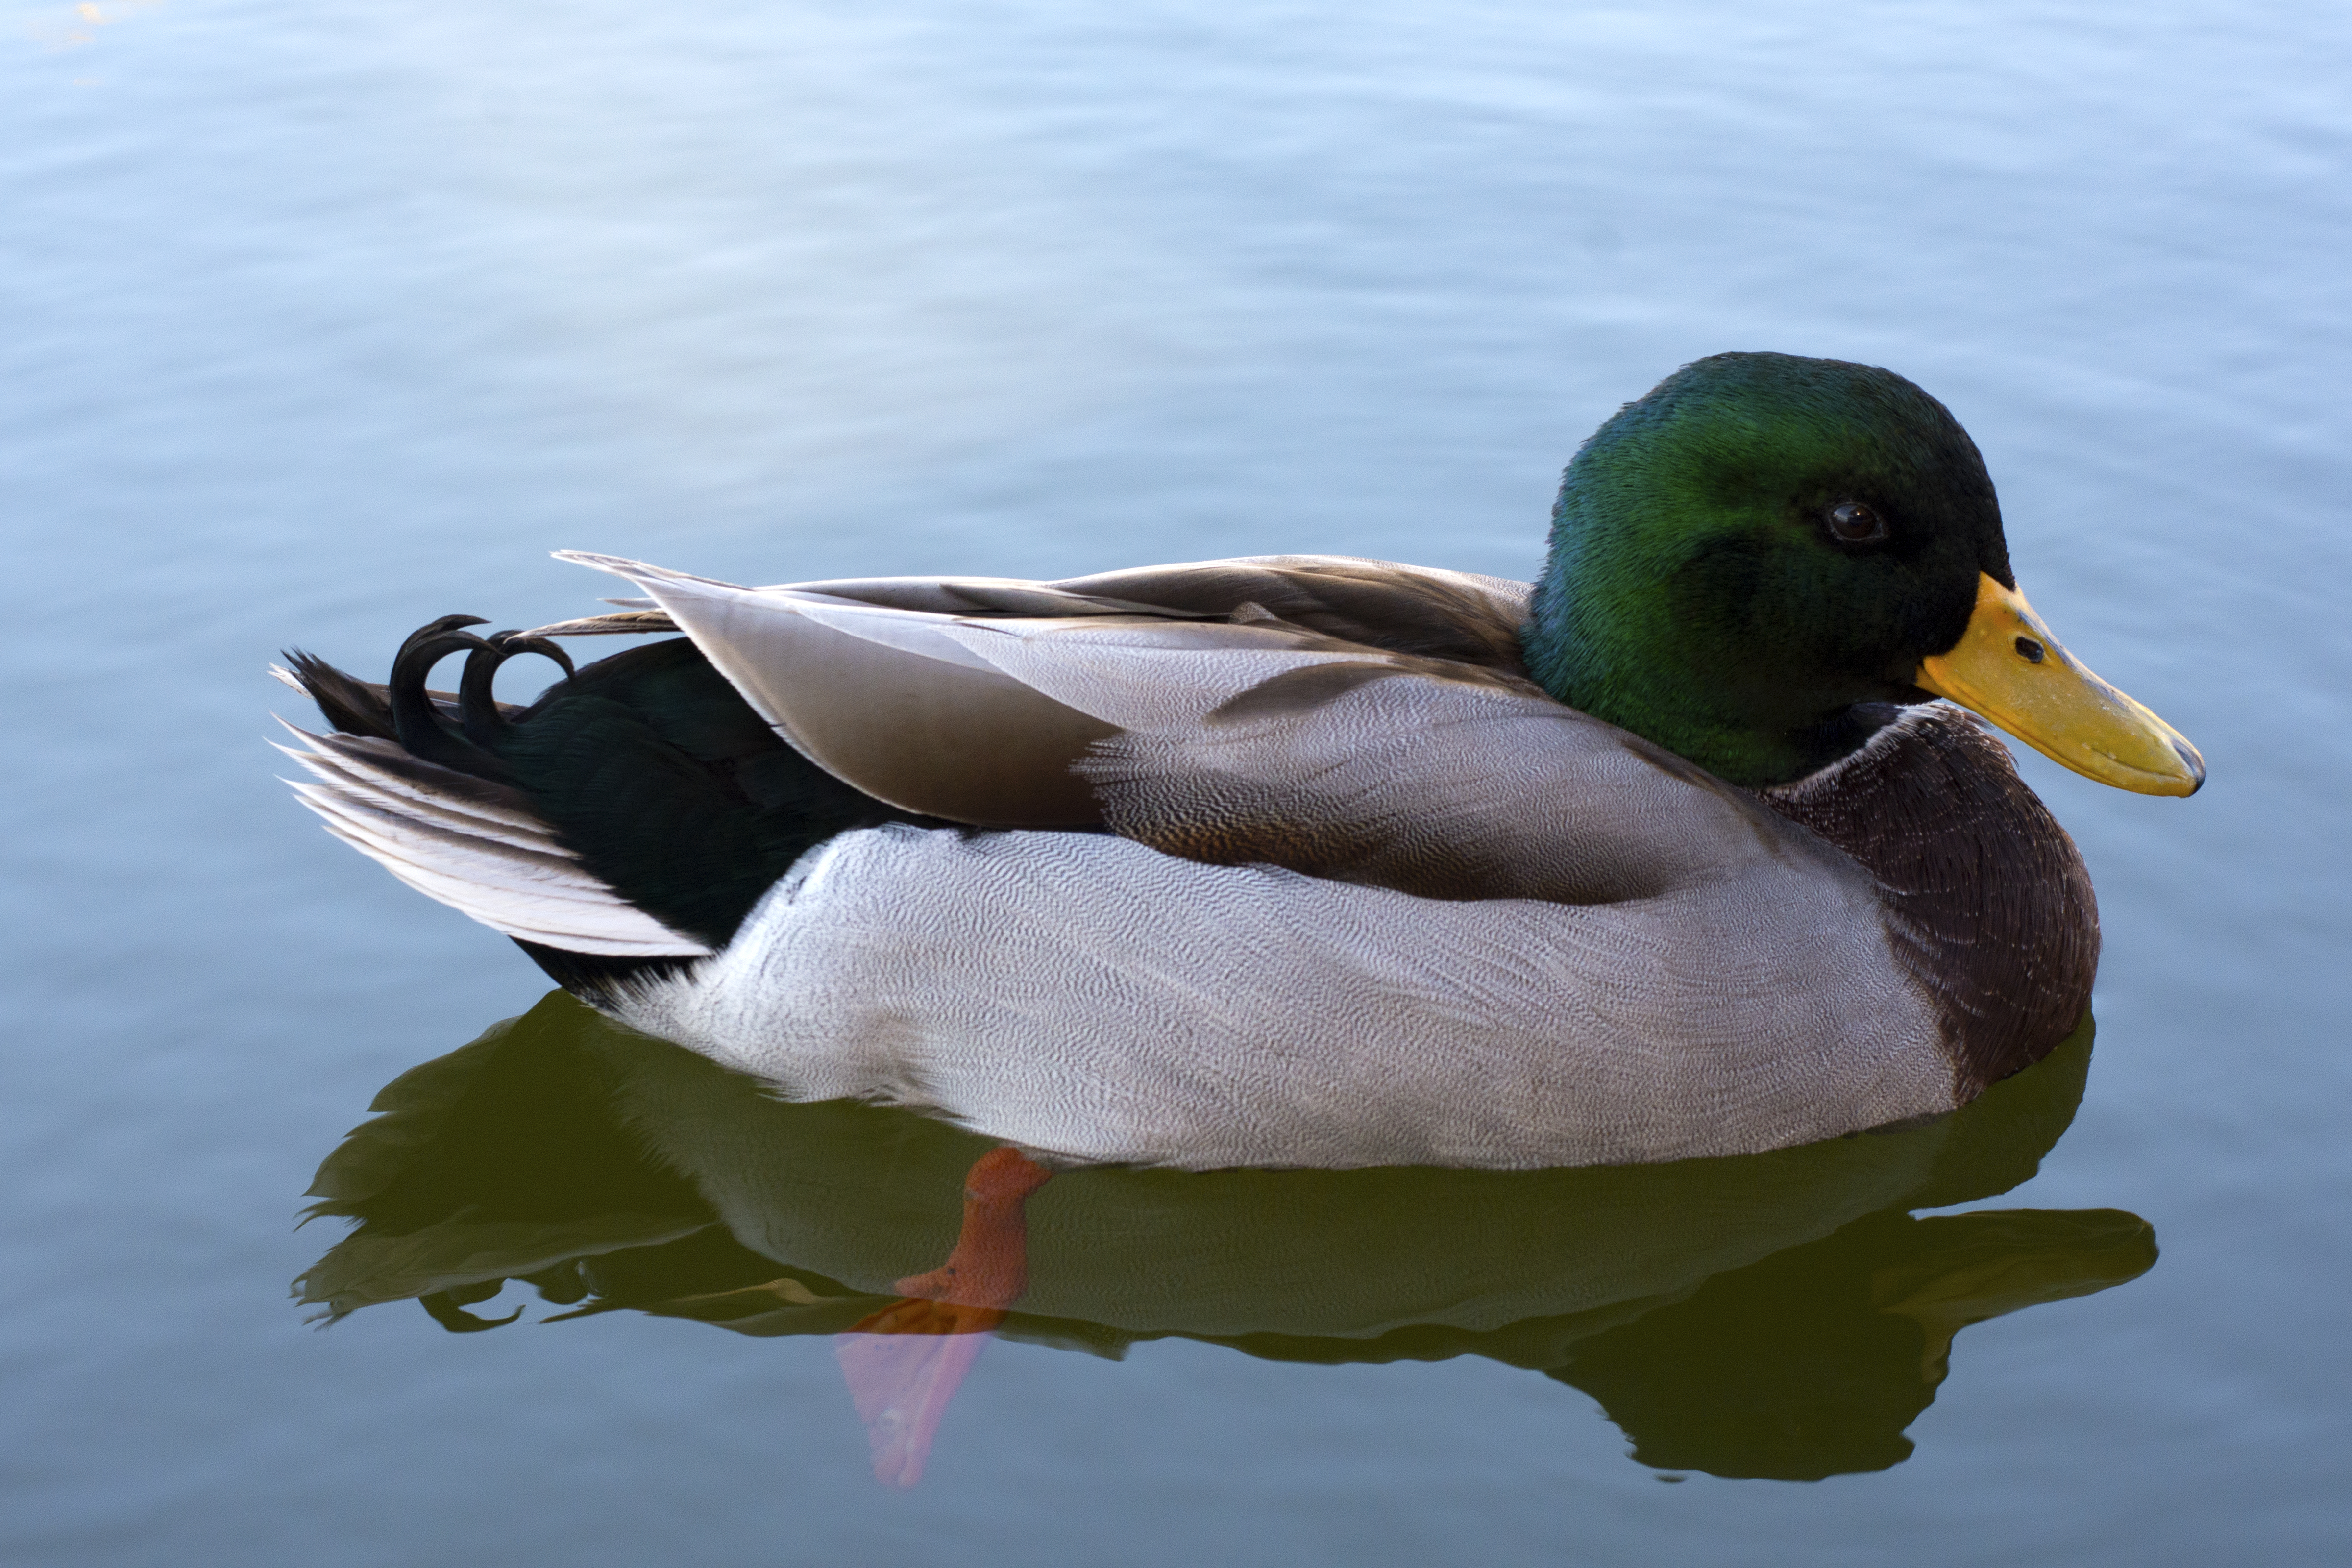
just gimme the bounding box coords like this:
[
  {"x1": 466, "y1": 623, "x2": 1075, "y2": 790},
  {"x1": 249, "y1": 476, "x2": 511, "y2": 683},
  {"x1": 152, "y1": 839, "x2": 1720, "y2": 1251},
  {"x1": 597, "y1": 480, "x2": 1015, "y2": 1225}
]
[{"x1": 277, "y1": 352, "x2": 2203, "y2": 1171}]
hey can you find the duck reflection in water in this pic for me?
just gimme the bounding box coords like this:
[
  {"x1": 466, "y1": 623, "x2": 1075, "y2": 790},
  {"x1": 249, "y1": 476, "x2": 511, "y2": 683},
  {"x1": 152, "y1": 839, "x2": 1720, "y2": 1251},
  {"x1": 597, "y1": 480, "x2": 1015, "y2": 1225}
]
[{"x1": 297, "y1": 993, "x2": 2151, "y2": 1485}]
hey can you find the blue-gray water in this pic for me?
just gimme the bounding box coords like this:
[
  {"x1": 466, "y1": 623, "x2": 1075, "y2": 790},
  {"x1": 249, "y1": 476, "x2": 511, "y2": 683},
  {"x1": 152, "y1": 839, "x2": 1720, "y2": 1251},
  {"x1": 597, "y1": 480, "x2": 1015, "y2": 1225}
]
[{"x1": 3, "y1": 0, "x2": 2347, "y2": 1562}]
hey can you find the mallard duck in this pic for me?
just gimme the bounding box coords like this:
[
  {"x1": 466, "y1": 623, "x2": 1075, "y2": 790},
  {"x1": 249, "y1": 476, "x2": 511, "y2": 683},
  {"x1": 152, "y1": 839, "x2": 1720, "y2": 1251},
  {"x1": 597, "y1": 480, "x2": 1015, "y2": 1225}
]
[{"x1": 277, "y1": 351, "x2": 2203, "y2": 1172}]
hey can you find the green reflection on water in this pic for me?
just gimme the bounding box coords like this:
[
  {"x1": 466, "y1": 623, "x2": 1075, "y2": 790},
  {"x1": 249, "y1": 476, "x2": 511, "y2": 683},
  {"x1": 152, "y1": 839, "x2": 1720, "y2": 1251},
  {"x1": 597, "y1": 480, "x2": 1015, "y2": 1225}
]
[{"x1": 297, "y1": 993, "x2": 2151, "y2": 1482}]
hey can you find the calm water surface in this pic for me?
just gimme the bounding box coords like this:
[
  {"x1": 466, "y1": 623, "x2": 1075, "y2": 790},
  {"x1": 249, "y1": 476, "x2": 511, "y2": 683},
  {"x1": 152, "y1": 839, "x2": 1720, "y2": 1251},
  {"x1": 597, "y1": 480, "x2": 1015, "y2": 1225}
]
[{"x1": 3, "y1": 0, "x2": 2348, "y2": 1562}]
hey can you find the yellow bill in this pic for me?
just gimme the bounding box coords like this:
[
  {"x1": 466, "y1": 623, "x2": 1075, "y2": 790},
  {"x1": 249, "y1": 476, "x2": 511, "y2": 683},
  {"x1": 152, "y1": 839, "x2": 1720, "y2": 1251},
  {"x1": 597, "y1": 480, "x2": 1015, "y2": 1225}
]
[{"x1": 1916, "y1": 573, "x2": 2205, "y2": 796}]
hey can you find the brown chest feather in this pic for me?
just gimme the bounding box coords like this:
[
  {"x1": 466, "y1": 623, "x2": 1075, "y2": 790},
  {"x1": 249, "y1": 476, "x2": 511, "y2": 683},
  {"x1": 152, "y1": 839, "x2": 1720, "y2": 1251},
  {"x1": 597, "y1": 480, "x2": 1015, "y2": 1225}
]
[{"x1": 1762, "y1": 708, "x2": 2101, "y2": 1096}]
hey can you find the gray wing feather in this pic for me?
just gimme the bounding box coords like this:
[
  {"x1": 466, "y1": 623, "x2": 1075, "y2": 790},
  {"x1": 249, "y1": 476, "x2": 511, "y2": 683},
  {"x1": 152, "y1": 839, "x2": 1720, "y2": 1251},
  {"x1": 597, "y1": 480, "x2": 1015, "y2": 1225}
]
[
  {"x1": 948, "y1": 615, "x2": 1849, "y2": 905},
  {"x1": 548, "y1": 551, "x2": 1841, "y2": 907},
  {"x1": 555, "y1": 553, "x2": 1117, "y2": 827},
  {"x1": 548, "y1": 551, "x2": 1543, "y2": 830},
  {"x1": 1075, "y1": 670, "x2": 1820, "y2": 904}
]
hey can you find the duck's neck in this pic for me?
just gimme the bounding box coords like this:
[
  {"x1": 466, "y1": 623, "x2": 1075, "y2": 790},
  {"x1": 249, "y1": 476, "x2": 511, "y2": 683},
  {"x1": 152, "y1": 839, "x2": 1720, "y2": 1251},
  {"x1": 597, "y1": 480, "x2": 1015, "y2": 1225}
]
[{"x1": 1521, "y1": 544, "x2": 1883, "y2": 790}]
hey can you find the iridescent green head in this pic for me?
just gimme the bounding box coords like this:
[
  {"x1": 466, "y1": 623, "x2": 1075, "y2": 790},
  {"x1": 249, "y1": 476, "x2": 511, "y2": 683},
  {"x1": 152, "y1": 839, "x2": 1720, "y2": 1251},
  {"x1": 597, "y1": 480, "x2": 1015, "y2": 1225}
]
[{"x1": 1522, "y1": 352, "x2": 2014, "y2": 788}]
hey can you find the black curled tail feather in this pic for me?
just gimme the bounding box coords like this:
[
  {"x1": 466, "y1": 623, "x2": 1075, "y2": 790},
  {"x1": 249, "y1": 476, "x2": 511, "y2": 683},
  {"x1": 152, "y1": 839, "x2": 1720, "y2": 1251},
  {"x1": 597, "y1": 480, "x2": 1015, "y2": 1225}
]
[
  {"x1": 389, "y1": 617, "x2": 519, "y2": 782},
  {"x1": 282, "y1": 619, "x2": 942, "y2": 978},
  {"x1": 462, "y1": 633, "x2": 574, "y2": 749},
  {"x1": 277, "y1": 648, "x2": 527, "y2": 745}
]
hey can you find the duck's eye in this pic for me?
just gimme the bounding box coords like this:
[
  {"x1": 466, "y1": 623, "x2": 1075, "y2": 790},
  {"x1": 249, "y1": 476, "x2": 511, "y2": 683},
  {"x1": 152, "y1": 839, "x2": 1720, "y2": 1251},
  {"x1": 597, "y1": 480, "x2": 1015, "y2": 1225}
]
[{"x1": 1826, "y1": 501, "x2": 1888, "y2": 544}]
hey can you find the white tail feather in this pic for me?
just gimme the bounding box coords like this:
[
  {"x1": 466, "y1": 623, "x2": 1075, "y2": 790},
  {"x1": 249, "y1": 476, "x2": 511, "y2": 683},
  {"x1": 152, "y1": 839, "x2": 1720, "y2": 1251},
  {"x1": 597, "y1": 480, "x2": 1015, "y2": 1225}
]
[{"x1": 276, "y1": 720, "x2": 712, "y2": 959}]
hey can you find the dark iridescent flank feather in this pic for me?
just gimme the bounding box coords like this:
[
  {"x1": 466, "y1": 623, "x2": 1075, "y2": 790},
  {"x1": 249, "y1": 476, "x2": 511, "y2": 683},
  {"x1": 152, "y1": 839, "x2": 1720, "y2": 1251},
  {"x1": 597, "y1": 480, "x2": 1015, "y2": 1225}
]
[{"x1": 495, "y1": 639, "x2": 950, "y2": 948}]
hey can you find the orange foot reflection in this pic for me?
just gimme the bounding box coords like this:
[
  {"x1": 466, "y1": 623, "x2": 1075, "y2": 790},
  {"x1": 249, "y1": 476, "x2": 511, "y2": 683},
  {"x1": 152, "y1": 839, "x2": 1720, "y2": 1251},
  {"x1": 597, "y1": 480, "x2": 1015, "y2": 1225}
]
[{"x1": 835, "y1": 1146, "x2": 1055, "y2": 1486}]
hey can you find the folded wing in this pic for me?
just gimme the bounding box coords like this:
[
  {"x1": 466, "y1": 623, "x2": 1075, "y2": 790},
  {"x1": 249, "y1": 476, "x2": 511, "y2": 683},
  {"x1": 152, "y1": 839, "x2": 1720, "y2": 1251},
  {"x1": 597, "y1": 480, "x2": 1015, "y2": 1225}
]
[{"x1": 558, "y1": 553, "x2": 1840, "y2": 907}]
